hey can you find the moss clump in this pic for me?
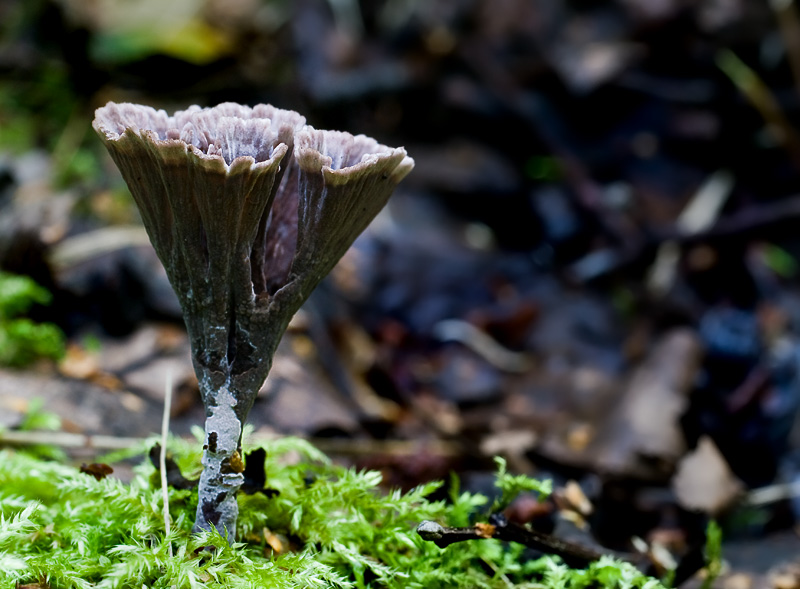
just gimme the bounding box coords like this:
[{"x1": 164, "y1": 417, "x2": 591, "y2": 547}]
[
  {"x1": 0, "y1": 272, "x2": 64, "y2": 367},
  {"x1": 0, "y1": 434, "x2": 665, "y2": 588}
]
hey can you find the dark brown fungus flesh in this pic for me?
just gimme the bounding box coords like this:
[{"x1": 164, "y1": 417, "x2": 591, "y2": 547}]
[{"x1": 92, "y1": 102, "x2": 413, "y2": 541}]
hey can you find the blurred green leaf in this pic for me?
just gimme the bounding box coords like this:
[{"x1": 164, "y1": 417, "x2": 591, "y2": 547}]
[
  {"x1": 18, "y1": 398, "x2": 61, "y2": 432},
  {"x1": 0, "y1": 272, "x2": 65, "y2": 367},
  {"x1": 525, "y1": 155, "x2": 562, "y2": 181},
  {"x1": 91, "y1": 19, "x2": 232, "y2": 65},
  {"x1": 0, "y1": 273, "x2": 52, "y2": 320},
  {"x1": 761, "y1": 243, "x2": 798, "y2": 277}
]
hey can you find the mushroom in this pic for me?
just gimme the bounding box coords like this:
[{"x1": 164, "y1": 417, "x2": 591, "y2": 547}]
[{"x1": 92, "y1": 102, "x2": 413, "y2": 540}]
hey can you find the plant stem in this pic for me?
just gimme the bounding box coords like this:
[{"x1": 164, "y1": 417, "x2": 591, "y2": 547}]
[{"x1": 160, "y1": 368, "x2": 173, "y2": 556}]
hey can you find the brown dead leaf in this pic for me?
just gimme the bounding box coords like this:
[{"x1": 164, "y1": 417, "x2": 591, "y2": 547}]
[
  {"x1": 724, "y1": 573, "x2": 753, "y2": 589},
  {"x1": 566, "y1": 422, "x2": 594, "y2": 452},
  {"x1": 80, "y1": 462, "x2": 114, "y2": 481},
  {"x1": 59, "y1": 344, "x2": 100, "y2": 380},
  {"x1": 91, "y1": 372, "x2": 124, "y2": 390},
  {"x1": 480, "y1": 429, "x2": 537, "y2": 457},
  {"x1": 265, "y1": 529, "x2": 285, "y2": 554},
  {"x1": 595, "y1": 328, "x2": 702, "y2": 476},
  {"x1": 563, "y1": 480, "x2": 593, "y2": 516},
  {"x1": 154, "y1": 323, "x2": 188, "y2": 352},
  {"x1": 771, "y1": 565, "x2": 800, "y2": 589},
  {"x1": 59, "y1": 344, "x2": 122, "y2": 389}
]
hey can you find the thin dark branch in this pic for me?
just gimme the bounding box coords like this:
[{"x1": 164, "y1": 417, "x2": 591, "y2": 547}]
[
  {"x1": 417, "y1": 514, "x2": 619, "y2": 569},
  {"x1": 568, "y1": 193, "x2": 800, "y2": 283}
]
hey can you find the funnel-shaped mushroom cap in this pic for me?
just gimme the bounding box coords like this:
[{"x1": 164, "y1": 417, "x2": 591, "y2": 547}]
[
  {"x1": 291, "y1": 127, "x2": 414, "y2": 290},
  {"x1": 93, "y1": 102, "x2": 304, "y2": 170},
  {"x1": 93, "y1": 102, "x2": 415, "y2": 384},
  {"x1": 93, "y1": 102, "x2": 305, "y2": 333}
]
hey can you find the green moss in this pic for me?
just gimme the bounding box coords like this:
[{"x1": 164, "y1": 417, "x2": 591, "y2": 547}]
[
  {"x1": 0, "y1": 436, "x2": 666, "y2": 588},
  {"x1": 490, "y1": 456, "x2": 552, "y2": 513},
  {"x1": 0, "y1": 272, "x2": 65, "y2": 367}
]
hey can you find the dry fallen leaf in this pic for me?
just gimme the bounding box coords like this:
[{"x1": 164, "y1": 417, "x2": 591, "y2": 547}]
[
  {"x1": 59, "y1": 344, "x2": 123, "y2": 389},
  {"x1": 59, "y1": 344, "x2": 100, "y2": 380},
  {"x1": 264, "y1": 528, "x2": 285, "y2": 554},
  {"x1": 80, "y1": 462, "x2": 114, "y2": 481},
  {"x1": 672, "y1": 436, "x2": 744, "y2": 514},
  {"x1": 596, "y1": 328, "x2": 702, "y2": 475},
  {"x1": 563, "y1": 480, "x2": 593, "y2": 516}
]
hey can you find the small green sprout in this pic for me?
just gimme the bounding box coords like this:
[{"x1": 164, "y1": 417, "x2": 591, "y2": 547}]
[
  {"x1": 491, "y1": 456, "x2": 553, "y2": 513},
  {"x1": 701, "y1": 520, "x2": 723, "y2": 589}
]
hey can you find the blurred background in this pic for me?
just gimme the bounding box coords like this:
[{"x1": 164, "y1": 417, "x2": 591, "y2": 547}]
[{"x1": 4, "y1": 0, "x2": 800, "y2": 581}]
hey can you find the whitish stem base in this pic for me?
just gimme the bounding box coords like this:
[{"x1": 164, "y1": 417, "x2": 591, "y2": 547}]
[{"x1": 193, "y1": 383, "x2": 244, "y2": 543}]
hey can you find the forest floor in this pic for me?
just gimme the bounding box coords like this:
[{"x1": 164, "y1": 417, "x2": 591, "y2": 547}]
[{"x1": 5, "y1": 0, "x2": 800, "y2": 586}]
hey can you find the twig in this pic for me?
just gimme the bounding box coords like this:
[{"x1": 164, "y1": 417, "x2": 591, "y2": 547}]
[
  {"x1": 457, "y1": 40, "x2": 640, "y2": 248},
  {"x1": 717, "y1": 48, "x2": 800, "y2": 170},
  {"x1": 309, "y1": 437, "x2": 462, "y2": 457},
  {"x1": 0, "y1": 430, "x2": 145, "y2": 449},
  {"x1": 160, "y1": 368, "x2": 173, "y2": 557},
  {"x1": 568, "y1": 192, "x2": 800, "y2": 283},
  {"x1": 48, "y1": 226, "x2": 151, "y2": 270},
  {"x1": 0, "y1": 429, "x2": 462, "y2": 458},
  {"x1": 747, "y1": 478, "x2": 800, "y2": 506},
  {"x1": 646, "y1": 170, "x2": 733, "y2": 296},
  {"x1": 417, "y1": 514, "x2": 617, "y2": 569},
  {"x1": 771, "y1": 0, "x2": 800, "y2": 101},
  {"x1": 433, "y1": 319, "x2": 532, "y2": 373}
]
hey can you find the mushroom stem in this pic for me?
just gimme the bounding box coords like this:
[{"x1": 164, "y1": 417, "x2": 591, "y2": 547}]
[
  {"x1": 195, "y1": 377, "x2": 244, "y2": 541},
  {"x1": 191, "y1": 310, "x2": 285, "y2": 539}
]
